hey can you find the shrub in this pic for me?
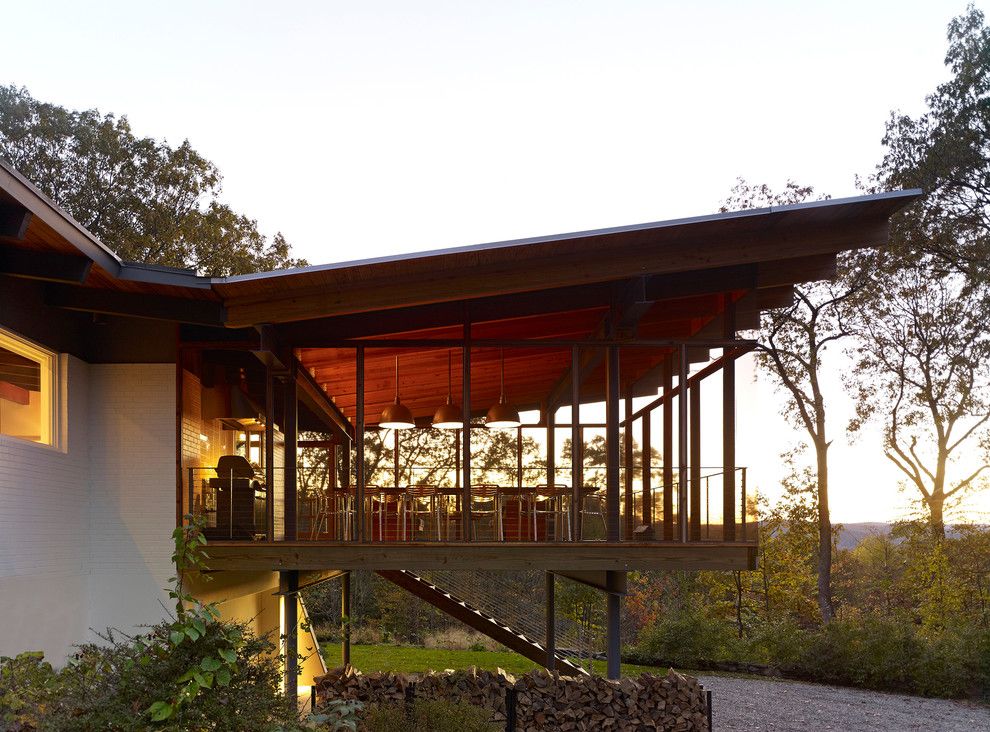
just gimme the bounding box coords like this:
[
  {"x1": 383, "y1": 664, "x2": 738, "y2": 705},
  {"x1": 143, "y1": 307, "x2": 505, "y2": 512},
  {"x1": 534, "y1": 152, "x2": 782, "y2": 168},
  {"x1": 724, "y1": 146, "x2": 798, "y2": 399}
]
[
  {"x1": 40, "y1": 621, "x2": 298, "y2": 731},
  {"x1": 362, "y1": 699, "x2": 499, "y2": 732},
  {"x1": 633, "y1": 606, "x2": 741, "y2": 668},
  {"x1": 1, "y1": 651, "x2": 58, "y2": 730},
  {"x1": 744, "y1": 618, "x2": 810, "y2": 670}
]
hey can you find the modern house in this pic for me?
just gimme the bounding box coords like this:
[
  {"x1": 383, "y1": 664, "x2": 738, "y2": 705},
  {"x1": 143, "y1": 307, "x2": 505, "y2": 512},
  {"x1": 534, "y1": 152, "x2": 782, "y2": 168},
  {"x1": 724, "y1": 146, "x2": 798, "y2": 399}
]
[{"x1": 0, "y1": 157, "x2": 919, "y2": 692}]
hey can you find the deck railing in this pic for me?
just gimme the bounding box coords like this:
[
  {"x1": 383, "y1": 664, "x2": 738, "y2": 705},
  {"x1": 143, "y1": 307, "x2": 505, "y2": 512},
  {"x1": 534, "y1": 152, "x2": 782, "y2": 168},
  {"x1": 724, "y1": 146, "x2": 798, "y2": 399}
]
[{"x1": 185, "y1": 465, "x2": 756, "y2": 544}]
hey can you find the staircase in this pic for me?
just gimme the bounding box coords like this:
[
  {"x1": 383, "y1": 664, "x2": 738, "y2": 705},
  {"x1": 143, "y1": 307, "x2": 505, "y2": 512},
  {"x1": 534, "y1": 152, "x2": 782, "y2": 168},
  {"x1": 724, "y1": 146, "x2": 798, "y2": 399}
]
[{"x1": 375, "y1": 570, "x2": 589, "y2": 677}]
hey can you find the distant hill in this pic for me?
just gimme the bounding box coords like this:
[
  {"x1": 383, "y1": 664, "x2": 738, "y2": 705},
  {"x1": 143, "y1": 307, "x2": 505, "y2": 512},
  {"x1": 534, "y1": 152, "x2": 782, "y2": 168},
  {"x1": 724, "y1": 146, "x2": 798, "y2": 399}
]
[{"x1": 836, "y1": 523, "x2": 893, "y2": 550}]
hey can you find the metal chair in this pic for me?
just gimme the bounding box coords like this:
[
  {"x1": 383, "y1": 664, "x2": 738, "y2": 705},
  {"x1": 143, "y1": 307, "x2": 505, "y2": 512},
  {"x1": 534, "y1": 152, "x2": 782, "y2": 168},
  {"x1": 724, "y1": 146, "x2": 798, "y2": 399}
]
[
  {"x1": 470, "y1": 484, "x2": 502, "y2": 541},
  {"x1": 403, "y1": 485, "x2": 442, "y2": 541},
  {"x1": 310, "y1": 487, "x2": 353, "y2": 540},
  {"x1": 533, "y1": 484, "x2": 572, "y2": 541},
  {"x1": 579, "y1": 488, "x2": 608, "y2": 540}
]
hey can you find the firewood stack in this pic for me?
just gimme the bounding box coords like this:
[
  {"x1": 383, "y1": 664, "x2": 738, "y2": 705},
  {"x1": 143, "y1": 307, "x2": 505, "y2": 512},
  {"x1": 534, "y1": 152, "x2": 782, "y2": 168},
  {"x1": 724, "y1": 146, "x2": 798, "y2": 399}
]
[{"x1": 315, "y1": 665, "x2": 710, "y2": 731}]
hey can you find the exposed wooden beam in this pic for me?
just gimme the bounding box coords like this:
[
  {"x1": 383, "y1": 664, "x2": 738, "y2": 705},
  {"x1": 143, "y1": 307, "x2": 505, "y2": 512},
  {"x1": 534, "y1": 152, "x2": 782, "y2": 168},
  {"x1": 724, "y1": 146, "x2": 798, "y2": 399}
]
[
  {"x1": 0, "y1": 245, "x2": 92, "y2": 283},
  {"x1": 0, "y1": 204, "x2": 31, "y2": 240},
  {"x1": 46, "y1": 283, "x2": 224, "y2": 325},
  {"x1": 0, "y1": 380, "x2": 30, "y2": 405},
  {"x1": 295, "y1": 358, "x2": 354, "y2": 439},
  {"x1": 203, "y1": 541, "x2": 758, "y2": 571},
  {"x1": 553, "y1": 570, "x2": 628, "y2": 594}
]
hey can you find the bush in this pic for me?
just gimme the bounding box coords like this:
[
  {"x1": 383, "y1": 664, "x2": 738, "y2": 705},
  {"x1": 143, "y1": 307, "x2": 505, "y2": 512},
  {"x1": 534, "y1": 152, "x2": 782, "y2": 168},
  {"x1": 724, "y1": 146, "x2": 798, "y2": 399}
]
[
  {"x1": 12, "y1": 620, "x2": 300, "y2": 731},
  {"x1": 745, "y1": 618, "x2": 810, "y2": 669},
  {"x1": 1, "y1": 651, "x2": 58, "y2": 730},
  {"x1": 363, "y1": 699, "x2": 499, "y2": 732},
  {"x1": 633, "y1": 606, "x2": 742, "y2": 668}
]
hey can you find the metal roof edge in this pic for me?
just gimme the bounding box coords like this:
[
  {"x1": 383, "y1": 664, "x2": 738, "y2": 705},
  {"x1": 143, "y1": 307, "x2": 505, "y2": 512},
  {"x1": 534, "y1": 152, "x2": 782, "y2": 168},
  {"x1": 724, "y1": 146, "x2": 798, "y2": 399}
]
[{"x1": 214, "y1": 188, "x2": 923, "y2": 285}]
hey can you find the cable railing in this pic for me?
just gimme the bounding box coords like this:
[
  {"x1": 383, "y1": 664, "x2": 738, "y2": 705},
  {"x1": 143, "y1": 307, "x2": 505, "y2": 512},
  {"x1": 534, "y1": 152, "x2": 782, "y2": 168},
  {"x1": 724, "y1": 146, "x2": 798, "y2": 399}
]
[{"x1": 185, "y1": 462, "x2": 756, "y2": 544}]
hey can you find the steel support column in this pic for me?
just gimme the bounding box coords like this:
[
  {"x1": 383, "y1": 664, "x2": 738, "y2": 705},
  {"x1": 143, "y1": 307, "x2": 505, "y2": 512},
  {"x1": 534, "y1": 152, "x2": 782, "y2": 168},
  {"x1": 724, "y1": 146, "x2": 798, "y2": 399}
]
[
  {"x1": 341, "y1": 572, "x2": 351, "y2": 667},
  {"x1": 605, "y1": 346, "x2": 620, "y2": 542},
  {"x1": 283, "y1": 570, "x2": 299, "y2": 699},
  {"x1": 570, "y1": 346, "x2": 582, "y2": 541},
  {"x1": 662, "y1": 357, "x2": 673, "y2": 541},
  {"x1": 284, "y1": 364, "x2": 298, "y2": 541},
  {"x1": 690, "y1": 380, "x2": 702, "y2": 541},
  {"x1": 545, "y1": 572, "x2": 556, "y2": 670},
  {"x1": 623, "y1": 393, "x2": 634, "y2": 539},
  {"x1": 355, "y1": 347, "x2": 365, "y2": 542},
  {"x1": 265, "y1": 364, "x2": 275, "y2": 539},
  {"x1": 678, "y1": 345, "x2": 689, "y2": 543},
  {"x1": 461, "y1": 336, "x2": 472, "y2": 541},
  {"x1": 723, "y1": 295, "x2": 737, "y2": 541},
  {"x1": 606, "y1": 570, "x2": 622, "y2": 680}
]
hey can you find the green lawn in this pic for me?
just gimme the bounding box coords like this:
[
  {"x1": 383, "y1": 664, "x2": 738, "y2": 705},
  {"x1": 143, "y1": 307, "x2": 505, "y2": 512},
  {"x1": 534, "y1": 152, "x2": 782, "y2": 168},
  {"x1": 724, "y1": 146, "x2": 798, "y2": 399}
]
[{"x1": 322, "y1": 643, "x2": 661, "y2": 678}]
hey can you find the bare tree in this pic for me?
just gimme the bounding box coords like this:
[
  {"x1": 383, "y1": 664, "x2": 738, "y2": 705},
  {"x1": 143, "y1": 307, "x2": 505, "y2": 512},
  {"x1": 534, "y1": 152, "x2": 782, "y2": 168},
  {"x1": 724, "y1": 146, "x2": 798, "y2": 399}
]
[
  {"x1": 721, "y1": 178, "x2": 868, "y2": 623},
  {"x1": 848, "y1": 265, "x2": 990, "y2": 540}
]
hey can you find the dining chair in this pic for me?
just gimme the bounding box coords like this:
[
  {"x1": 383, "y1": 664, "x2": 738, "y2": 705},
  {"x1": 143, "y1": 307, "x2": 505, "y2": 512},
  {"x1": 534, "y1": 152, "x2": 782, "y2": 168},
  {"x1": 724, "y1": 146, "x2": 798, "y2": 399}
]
[
  {"x1": 534, "y1": 484, "x2": 572, "y2": 541},
  {"x1": 403, "y1": 485, "x2": 442, "y2": 541},
  {"x1": 470, "y1": 484, "x2": 502, "y2": 541}
]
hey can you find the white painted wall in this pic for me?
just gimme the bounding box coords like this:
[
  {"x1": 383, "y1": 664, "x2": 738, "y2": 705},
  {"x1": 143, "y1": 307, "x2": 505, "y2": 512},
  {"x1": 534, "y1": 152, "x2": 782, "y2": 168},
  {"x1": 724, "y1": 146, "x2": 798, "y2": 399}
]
[
  {"x1": 0, "y1": 355, "x2": 90, "y2": 659},
  {"x1": 0, "y1": 358, "x2": 176, "y2": 663},
  {"x1": 85, "y1": 363, "x2": 175, "y2": 643}
]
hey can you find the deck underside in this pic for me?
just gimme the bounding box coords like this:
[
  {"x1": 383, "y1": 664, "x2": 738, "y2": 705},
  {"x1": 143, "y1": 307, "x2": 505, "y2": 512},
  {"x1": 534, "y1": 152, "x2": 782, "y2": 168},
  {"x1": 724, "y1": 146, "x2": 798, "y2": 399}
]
[{"x1": 204, "y1": 541, "x2": 758, "y2": 572}]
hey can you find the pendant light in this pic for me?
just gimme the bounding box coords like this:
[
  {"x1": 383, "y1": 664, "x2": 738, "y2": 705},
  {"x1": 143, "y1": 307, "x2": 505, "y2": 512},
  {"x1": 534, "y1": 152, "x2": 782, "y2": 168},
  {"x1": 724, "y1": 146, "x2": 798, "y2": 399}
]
[
  {"x1": 486, "y1": 348, "x2": 521, "y2": 429},
  {"x1": 432, "y1": 351, "x2": 463, "y2": 429},
  {"x1": 380, "y1": 355, "x2": 415, "y2": 429}
]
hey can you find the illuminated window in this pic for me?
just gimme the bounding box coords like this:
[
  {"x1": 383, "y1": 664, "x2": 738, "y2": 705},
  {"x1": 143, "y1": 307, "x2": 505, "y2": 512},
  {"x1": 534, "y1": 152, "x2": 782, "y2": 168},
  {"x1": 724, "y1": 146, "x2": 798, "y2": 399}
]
[{"x1": 0, "y1": 328, "x2": 56, "y2": 446}]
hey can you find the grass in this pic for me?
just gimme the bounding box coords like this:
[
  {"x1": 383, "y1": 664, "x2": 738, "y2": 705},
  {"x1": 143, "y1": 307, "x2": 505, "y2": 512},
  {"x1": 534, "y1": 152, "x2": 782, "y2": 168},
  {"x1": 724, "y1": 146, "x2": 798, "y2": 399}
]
[{"x1": 322, "y1": 643, "x2": 662, "y2": 678}]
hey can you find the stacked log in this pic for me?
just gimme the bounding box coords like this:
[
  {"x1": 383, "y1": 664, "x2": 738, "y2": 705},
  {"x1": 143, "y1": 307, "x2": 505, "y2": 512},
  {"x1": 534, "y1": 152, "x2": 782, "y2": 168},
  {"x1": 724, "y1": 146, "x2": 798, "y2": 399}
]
[{"x1": 315, "y1": 666, "x2": 709, "y2": 731}]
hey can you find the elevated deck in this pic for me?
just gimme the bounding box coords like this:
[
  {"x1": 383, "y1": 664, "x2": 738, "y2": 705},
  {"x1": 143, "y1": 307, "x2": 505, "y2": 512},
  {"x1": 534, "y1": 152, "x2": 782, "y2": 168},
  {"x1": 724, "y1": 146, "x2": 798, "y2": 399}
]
[{"x1": 203, "y1": 539, "x2": 757, "y2": 572}]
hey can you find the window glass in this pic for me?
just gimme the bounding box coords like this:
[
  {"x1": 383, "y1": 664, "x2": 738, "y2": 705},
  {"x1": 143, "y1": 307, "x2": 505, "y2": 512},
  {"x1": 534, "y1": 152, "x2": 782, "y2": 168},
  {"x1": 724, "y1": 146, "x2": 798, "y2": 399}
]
[{"x1": 0, "y1": 329, "x2": 56, "y2": 445}]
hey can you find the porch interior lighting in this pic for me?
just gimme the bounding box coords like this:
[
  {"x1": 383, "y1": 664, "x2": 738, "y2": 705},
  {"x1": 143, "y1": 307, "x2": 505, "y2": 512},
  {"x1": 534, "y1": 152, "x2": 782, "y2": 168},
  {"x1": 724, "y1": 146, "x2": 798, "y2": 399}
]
[
  {"x1": 379, "y1": 355, "x2": 415, "y2": 429},
  {"x1": 432, "y1": 351, "x2": 463, "y2": 429},
  {"x1": 486, "y1": 348, "x2": 521, "y2": 429}
]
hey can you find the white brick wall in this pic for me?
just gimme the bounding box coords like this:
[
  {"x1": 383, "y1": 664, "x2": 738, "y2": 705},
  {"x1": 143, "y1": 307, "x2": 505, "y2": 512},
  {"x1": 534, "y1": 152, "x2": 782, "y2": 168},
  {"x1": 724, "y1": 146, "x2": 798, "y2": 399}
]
[
  {"x1": 85, "y1": 364, "x2": 175, "y2": 641},
  {"x1": 0, "y1": 359, "x2": 176, "y2": 662},
  {"x1": 0, "y1": 355, "x2": 90, "y2": 660}
]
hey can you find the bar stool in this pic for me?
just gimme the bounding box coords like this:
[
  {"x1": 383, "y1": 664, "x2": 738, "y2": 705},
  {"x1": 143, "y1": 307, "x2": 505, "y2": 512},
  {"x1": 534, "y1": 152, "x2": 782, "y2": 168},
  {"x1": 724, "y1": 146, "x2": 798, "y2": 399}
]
[
  {"x1": 534, "y1": 484, "x2": 572, "y2": 541},
  {"x1": 310, "y1": 487, "x2": 353, "y2": 540}
]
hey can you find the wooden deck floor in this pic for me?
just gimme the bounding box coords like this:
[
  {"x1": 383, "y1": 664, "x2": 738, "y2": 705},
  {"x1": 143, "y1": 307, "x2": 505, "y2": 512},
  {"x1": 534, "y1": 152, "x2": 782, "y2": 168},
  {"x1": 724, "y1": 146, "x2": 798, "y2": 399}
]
[{"x1": 203, "y1": 541, "x2": 758, "y2": 572}]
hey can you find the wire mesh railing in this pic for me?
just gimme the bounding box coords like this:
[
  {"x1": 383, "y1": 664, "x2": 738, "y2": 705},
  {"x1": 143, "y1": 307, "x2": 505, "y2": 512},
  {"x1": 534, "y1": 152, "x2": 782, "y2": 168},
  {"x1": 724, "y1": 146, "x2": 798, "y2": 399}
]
[{"x1": 185, "y1": 462, "x2": 756, "y2": 544}]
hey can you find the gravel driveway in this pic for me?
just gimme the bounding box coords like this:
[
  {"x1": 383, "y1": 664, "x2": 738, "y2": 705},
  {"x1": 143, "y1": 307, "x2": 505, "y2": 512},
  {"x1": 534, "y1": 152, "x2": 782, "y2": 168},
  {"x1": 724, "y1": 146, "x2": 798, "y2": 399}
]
[{"x1": 696, "y1": 674, "x2": 990, "y2": 731}]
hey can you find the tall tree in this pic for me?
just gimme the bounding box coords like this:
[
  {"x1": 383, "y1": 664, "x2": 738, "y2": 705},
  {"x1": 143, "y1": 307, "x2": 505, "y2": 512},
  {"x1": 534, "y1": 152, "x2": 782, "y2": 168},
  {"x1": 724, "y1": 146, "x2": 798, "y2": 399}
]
[
  {"x1": 720, "y1": 179, "x2": 868, "y2": 623},
  {"x1": 880, "y1": 4, "x2": 990, "y2": 277},
  {"x1": 848, "y1": 265, "x2": 990, "y2": 540},
  {"x1": 852, "y1": 5, "x2": 990, "y2": 540},
  {"x1": 0, "y1": 85, "x2": 305, "y2": 276}
]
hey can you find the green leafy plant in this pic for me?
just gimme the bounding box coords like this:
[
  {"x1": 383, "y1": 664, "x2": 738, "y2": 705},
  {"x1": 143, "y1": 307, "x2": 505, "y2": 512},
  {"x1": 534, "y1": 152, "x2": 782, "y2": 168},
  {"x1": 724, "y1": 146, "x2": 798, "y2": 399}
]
[
  {"x1": 0, "y1": 651, "x2": 58, "y2": 729},
  {"x1": 145, "y1": 513, "x2": 244, "y2": 724},
  {"x1": 307, "y1": 698, "x2": 364, "y2": 731}
]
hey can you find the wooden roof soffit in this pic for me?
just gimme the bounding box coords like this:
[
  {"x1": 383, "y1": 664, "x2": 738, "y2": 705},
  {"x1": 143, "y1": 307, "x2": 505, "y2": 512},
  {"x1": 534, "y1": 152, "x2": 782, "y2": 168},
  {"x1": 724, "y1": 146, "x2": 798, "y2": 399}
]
[
  {"x1": 45, "y1": 283, "x2": 224, "y2": 325},
  {"x1": 221, "y1": 217, "x2": 889, "y2": 328}
]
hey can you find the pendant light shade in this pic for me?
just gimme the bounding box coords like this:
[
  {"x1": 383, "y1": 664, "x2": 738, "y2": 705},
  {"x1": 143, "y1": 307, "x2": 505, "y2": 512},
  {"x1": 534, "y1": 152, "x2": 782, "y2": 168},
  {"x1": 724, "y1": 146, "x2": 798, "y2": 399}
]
[
  {"x1": 380, "y1": 356, "x2": 415, "y2": 430},
  {"x1": 433, "y1": 351, "x2": 463, "y2": 429},
  {"x1": 486, "y1": 349, "x2": 521, "y2": 429}
]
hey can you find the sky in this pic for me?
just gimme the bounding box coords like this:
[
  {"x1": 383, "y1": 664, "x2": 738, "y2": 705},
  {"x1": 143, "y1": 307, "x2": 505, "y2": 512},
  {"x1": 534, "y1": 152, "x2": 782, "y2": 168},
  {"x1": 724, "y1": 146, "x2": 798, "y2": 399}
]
[{"x1": 3, "y1": 0, "x2": 987, "y2": 522}]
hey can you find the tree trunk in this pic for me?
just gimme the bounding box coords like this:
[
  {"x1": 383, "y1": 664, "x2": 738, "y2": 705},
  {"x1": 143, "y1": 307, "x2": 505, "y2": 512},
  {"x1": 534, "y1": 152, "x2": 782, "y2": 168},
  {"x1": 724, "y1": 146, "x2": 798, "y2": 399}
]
[
  {"x1": 814, "y1": 438, "x2": 835, "y2": 623},
  {"x1": 928, "y1": 494, "x2": 946, "y2": 542}
]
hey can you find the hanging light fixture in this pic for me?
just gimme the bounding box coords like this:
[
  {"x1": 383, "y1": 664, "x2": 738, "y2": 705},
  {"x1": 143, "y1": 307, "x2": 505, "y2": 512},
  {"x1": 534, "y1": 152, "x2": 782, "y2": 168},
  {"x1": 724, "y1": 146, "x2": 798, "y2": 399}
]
[
  {"x1": 486, "y1": 348, "x2": 521, "y2": 429},
  {"x1": 379, "y1": 355, "x2": 415, "y2": 429},
  {"x1": 432, "y1": 351, "x2": 463, "y2": 429}
]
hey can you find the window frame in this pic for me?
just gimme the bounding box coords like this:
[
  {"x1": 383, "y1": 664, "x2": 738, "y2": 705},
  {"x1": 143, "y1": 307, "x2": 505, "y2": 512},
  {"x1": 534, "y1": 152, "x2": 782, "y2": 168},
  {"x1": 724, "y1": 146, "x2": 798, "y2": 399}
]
[{"x1": 0, "y1": 326, "x2": 59, "y2": 448}]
